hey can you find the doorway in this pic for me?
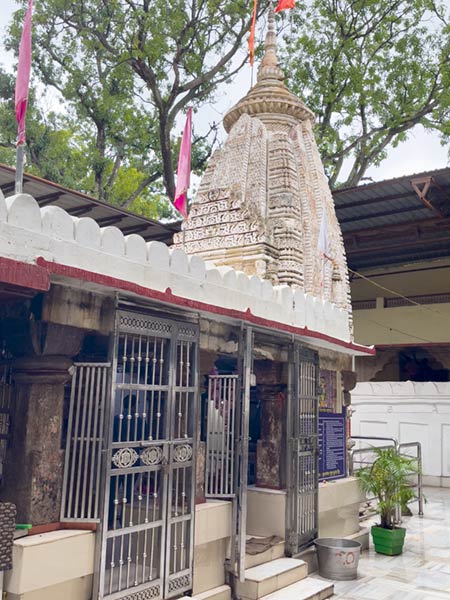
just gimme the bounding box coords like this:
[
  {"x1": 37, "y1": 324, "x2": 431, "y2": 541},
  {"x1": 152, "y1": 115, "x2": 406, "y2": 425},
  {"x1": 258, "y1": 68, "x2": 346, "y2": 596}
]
[{"x1": 97, "y1": 310, "x2": 199, "y2": 600}]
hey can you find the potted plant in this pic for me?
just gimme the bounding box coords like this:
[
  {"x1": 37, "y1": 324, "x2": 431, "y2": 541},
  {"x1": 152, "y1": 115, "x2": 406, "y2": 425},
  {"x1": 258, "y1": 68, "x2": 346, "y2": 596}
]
[{"x1": 356, "y1": 446, "x2": 418, "y2": 555}]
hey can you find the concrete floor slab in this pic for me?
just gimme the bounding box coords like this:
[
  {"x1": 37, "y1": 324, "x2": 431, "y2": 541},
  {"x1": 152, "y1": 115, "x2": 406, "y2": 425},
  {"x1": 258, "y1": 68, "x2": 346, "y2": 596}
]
[{"x1": 313, "y1": 487, "x2": 450, "y2": 599}]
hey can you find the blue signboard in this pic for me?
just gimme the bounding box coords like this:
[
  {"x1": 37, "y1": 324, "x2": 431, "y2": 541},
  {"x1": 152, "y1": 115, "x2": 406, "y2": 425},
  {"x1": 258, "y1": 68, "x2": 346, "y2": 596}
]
[{"x1": 319, "y1": 410, "x2": 346, "y2": 481}]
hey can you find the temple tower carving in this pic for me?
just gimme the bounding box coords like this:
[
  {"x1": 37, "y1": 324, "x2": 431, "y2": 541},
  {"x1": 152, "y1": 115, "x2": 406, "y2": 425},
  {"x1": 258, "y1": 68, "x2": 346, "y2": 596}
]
[{"x1": 174, "y1": 6, "x2": 351, "y2": 314}]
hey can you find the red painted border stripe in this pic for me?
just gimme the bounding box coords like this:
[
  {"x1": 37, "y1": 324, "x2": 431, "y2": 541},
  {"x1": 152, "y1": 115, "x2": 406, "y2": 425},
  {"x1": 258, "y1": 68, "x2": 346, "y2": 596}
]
[
  {"x1": 36, "y1": 257, "x2": 374, "y2": 355},
  {"x1": 0, "y1": 256, "x2": 49, "y2": 291}
]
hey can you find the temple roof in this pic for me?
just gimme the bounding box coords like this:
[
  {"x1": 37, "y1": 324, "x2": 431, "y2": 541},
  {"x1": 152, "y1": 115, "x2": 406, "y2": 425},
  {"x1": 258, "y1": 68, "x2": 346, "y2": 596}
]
[
  {"x1": 174, "y1": 4, "x2": 352, "y2": 321},
  {"x1": 223, "y1": 4, "x2": 314, "y2": 132}
]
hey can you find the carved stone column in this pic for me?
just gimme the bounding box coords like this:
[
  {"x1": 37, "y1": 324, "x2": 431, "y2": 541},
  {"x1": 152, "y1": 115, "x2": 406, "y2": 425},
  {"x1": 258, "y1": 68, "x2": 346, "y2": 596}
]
[
  {"x1": 0, "y1": 320, "x2": 84, "y2": 526},
  {"x1": 256, "y1": 384, "x2": 286, "y2": 489},
  {"x1": 1, "y1": 356, "x2": 73, "y2": 525}
]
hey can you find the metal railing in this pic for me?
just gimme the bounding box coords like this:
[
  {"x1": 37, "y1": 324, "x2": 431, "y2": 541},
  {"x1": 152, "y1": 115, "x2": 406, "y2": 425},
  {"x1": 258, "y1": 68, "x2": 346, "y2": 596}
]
[
  {"x1": 348, "y1": 435, "x2": 424, "y2": 523},
  {"x1": 205, "y1": 374, "x2": 238, "y2": 498},
  {"x1": 61, "y1": 362, "x2": 110, "y2": 522}
]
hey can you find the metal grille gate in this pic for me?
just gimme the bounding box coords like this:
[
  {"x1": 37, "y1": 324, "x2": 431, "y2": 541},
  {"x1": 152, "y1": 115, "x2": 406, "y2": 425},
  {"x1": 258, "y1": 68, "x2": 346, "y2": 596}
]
[
  {"x1": 61, "y1": 363, "x2": 110, "y2": 522},
  {"x1": 203, "y1": 328, "x2": 252, "y2": 582},
  {"x1": 205, "y1": 375, "x2": 238, "y2": 499},
  {"x1": 286, "y1": 345, "x2": 319, "y2": 555},
  {"x1": 98, "y1": 311, "x2": 199, "y2": 600}
]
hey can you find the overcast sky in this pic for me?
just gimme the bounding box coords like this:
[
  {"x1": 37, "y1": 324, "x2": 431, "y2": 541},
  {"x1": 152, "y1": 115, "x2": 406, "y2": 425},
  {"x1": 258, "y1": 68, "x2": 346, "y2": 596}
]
[{"x1": 1, "y1": 0, "x2": 448, "y2": 184}]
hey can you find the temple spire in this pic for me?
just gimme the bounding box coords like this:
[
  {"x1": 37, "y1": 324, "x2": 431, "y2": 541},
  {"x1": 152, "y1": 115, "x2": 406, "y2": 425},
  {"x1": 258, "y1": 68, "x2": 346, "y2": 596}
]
[
  {"x1": 258, "y1": 2, "x2": 285, "y2": 82},
  {"x1": 222, "y1": 0, "x2": 314, "y2": 133}
]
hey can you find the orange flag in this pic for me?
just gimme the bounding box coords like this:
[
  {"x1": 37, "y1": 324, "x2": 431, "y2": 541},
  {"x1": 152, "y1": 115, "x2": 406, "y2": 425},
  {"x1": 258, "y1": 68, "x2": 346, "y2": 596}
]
[
  {"x1": 275, "y1": 0, "x2": 295, "y2": 12},
  {"x1": 248, "y1": 0, "x2": 258, "y2": 66}
]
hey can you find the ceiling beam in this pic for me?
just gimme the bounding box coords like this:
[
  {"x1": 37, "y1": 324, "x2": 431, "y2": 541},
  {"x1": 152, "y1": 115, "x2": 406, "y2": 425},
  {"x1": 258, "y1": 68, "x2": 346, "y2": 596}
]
[
  {"x1": 347, "y1": 247, "x2": 450, "y2": 270},
  {"x1": 35, "y1": 191, "x2": 64, "y2": 206},
  {"x1": 342, "y1": 214, "x2": 450, "y2": 238},
  {"x1": 346, "y1": 234, "x2": 450, "y2": 256},
  {"x1": 142, "y1": 232, "x2": 175, "y2": 243},
  {"x1": 0, "y1": 182, "x2": 16, "y2": 195},
  {"x1": 340, "y1": 204, "x2": 426, "y2": 224},
  {"x1": 335, "y1": 188, "x2": 416, "y2": 210},
  {"x1": 121, "y1": 224, "x2": 150, "y2": 235},
  {"x1": 66, "y1": 203, "x2": 94, "y2": 217},
  {"x1": 411, "y1": 176, "x2": 446, "y2": 219},
  {"x1": 95, "y1": 215, "x2": 126, "y2": 226}
]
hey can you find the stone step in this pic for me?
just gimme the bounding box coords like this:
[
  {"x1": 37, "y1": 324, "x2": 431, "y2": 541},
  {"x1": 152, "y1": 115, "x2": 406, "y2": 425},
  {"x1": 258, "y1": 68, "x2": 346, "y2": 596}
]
[
  {"x1": 184, "y1": 584, "x2": 232, "y2": 600},
  {"x1": 259, "y1": 577, "x2": 334, "y2": 600},
  {"x1": 245, "y1": 537, "x2": 286, "y2": 569},
  {"x1": 235, "y1": 558, "x2": 308, "y2": 600}
]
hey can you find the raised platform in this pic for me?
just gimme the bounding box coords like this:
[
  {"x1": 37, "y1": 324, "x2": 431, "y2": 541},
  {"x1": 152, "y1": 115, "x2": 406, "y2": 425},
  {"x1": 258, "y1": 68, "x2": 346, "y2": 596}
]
[{"x1": 247, "y1": 478, "x2": 365, "y2": 539}]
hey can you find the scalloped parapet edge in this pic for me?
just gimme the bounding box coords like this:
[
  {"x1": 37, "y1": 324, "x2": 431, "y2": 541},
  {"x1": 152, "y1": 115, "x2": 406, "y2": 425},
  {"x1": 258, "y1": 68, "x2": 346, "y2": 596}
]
[{"x1": 0, "y1": 192, "x2": 353, "y2": 346}]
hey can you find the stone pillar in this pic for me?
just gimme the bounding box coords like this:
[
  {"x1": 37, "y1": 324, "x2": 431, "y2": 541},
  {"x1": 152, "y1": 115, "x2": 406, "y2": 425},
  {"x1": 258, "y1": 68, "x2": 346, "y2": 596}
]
[
  {"x1": 256, "y1": 385, "x2": 286, "y2": 489},
  {"x1": 1, "y1": 356, "x2": 73, "y2": 526}
]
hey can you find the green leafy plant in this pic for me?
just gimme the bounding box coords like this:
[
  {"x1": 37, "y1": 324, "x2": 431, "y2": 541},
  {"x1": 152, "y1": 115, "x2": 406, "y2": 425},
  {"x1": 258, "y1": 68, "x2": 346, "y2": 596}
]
[{"x1": 356, "y1": 447, "x2": 418, "y2": 529}]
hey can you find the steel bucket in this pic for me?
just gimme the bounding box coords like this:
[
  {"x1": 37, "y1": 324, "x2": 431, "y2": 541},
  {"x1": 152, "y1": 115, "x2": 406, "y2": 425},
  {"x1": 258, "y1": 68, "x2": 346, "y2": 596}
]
[{"x1": 314, "y1": 538, "x2": 361, "y2": 580}]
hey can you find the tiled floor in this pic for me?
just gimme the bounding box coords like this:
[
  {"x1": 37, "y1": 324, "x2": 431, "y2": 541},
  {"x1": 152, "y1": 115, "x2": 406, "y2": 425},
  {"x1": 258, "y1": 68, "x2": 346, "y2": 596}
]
[{"x1": 313, "y1": 487, "x2": 450, "y2": 599}]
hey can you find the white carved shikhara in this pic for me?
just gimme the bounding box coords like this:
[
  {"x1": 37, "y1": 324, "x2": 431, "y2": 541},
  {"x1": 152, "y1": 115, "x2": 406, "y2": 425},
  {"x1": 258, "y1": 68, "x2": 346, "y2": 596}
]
[{"x1": 174, "y1": 8, "x2": 352, "y2": 322}]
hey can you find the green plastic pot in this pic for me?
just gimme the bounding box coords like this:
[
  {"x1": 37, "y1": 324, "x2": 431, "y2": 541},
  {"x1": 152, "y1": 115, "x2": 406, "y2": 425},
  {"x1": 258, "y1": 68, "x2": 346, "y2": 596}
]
[{"x1": 371, "y1": 525, "x2": 406, "y2": 555}]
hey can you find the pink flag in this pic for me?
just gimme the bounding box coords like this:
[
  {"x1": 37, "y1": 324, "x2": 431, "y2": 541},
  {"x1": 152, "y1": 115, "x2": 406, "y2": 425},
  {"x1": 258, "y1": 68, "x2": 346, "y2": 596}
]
[
  {"x1": 15, "y1": 0, "x2": 33, "y2": 145},
  {"x1": 174, "y1": 107, "x2": 193, "y2": 219}
]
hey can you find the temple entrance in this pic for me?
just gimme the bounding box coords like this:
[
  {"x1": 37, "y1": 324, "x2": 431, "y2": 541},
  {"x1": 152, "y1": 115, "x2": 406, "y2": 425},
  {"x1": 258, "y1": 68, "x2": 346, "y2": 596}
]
[
  {"x1": 96, "y1": 310, "x2": 199, "y2": 600},
  {"x1": 286, "y1": 345, "x2": 320, "y2": 555},
  {"x1": 203, "y1": 329, "x2": 319, "y2": 578}
]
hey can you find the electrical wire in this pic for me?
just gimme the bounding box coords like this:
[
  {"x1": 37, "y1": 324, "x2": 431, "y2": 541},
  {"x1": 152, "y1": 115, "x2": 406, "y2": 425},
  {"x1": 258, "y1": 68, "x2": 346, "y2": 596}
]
[
  {"x1": 348, "y1": 266, "x2": 450, "y2": 321},
  {"x1": 355, "y1": 315, "x2": 437, "y2": 345}
]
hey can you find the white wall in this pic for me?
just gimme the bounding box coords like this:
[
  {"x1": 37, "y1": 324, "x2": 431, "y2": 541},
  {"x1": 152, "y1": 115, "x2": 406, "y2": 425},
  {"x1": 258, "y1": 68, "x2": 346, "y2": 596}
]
[
  {"x1": 351, "y1": 381, "x2": 450, "y2": 486},
  {"x1": 0, "y1": 192, "x2": 354, "y2": 348}
]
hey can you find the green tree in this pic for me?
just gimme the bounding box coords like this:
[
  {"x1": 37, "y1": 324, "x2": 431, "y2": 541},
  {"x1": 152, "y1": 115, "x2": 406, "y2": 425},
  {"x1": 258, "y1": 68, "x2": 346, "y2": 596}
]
[
  {"x1": 0, "y1": 66, "x2": 89, "y2": 188},
  {"x1": 5, "y1": 0, "x2": 450, "y2": 211},
  {"x1": 280, "y1": 0, "x2": 450, "y2": 188},
  {"x1": 6, "y1": 0, "x2": 265, "y2": 210}
]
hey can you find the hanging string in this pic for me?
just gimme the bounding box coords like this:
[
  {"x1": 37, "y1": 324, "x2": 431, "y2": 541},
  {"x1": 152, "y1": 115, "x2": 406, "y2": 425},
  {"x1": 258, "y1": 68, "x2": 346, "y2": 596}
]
[{"x1": 355, "y1": 315, "x2": 437, "y2": 345}]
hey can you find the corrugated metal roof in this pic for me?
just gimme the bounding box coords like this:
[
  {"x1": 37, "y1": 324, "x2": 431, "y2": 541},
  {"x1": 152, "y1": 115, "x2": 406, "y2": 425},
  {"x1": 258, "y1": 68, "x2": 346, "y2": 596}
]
[
  {"x1": 333, "y1": 167, "x2": 450, "y2": 270},
  {"x1": 0, "y1": 163, "x2": 180, "y2": 245},
  {"x1": 1, "y1": 162, "x2": 449, "y2": 273}
]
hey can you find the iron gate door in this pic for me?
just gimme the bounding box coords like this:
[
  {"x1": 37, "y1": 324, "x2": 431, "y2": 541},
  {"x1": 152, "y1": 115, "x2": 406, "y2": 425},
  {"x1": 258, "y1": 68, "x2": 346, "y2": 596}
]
[
  {"x1": 205, "y1": 374, "x2": 239, "y2": 499},
  {"x1": 203, "y1": 327, "x2": 252, "y2": 582},
  {"x1": 98, "y1": 311, "x2": 199, "y2": 600},
  {"x1": 286, "y1": 345, "x2": 319, "y2": 555},
  {"x1": 61, "y1": 363, "x2": 110, "y2": 523}
]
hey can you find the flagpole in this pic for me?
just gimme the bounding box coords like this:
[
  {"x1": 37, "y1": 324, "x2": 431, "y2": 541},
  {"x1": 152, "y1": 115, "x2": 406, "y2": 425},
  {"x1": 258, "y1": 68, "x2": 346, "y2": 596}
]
[
  {"x1": 14, "y1": 0, "x2": 34, "y2": 195},
  {"x1": 15, "y1": 143, "x2": 25, "y2": 194}
]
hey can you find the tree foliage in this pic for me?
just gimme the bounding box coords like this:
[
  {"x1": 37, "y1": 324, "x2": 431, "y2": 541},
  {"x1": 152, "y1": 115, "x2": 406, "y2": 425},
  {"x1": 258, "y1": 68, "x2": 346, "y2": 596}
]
[
  {"x1": 0, "y1": 67, "x2": 88, "y2": 188},
  {"x1": 3, "y1": 0, "x2": 450, "y2": 214},
  {"x1": 6, "y1": 0, "x2": 263, "y2": 212},
  {"x1": 280, "y1": 0, "x2": 450, "y2": 188}
]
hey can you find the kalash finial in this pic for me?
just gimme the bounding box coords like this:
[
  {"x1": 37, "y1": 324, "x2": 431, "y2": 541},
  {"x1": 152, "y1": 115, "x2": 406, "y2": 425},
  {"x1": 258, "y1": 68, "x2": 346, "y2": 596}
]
[
  {"x1": 257, "y1": 2, "x2": 285, "y2": 82},
  {"x1": 222, "y1": 0, "x2": 314, "y2": 132}
]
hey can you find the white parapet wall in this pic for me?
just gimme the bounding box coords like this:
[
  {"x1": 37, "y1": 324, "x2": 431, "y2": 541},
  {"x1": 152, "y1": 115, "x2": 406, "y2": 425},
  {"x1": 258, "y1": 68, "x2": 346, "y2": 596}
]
[
  {"x1": 352, "y1": 381, "x2": 450, "y2": 486},
  {"x1": 0, "y1": 192, "x2": 363, "y2": 352}
]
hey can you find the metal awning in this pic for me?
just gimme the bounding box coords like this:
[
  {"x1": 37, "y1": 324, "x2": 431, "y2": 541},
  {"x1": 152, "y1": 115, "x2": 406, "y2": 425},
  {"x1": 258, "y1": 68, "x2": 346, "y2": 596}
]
[
  {"x1": 0, "y1": 163, "x2": 180, "y2": 245},
  {"x1": 2, "y1": 162, "x2": 450, "y2": 272},
  {"x1": 333, "y1": 167, "x2": 450, "y2": 270}
]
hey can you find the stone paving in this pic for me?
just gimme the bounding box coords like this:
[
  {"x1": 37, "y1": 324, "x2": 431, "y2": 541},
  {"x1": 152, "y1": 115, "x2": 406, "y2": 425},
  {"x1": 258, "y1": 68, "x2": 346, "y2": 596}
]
[{"x1": 314, "y1": 487, "x2": 450, "y2": 599}]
